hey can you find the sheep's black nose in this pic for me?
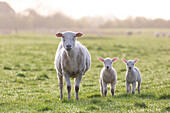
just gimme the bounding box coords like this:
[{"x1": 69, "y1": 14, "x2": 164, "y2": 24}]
[
  {"x1": 129, "y1": 67, "x2": 132, "y2": 70},
  {"x1": 66, "y1": 44, "x2": 71, "y2": 50},
  {"x1": 107, "y1": 66, "x2": 109, "y2": 69},
  {"x1": 66, "y1": 44, "x2": 71, "y2": 48}
]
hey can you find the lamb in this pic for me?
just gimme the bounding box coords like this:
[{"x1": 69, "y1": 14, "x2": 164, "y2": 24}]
[
  {"x1": 54, "y1": 31, "x2": 91, "y2": 100},
  {"x1": 98, "y1": 57, "x2": 119, "y2": 97},
  {"x1": 122, "y1": 58, "x2": 141, "y2": 94}
]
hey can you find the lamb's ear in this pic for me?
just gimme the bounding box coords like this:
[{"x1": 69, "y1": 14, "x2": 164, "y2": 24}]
[
  {"x1": 98, "y1": 58, "x2": 104, "y2": 62},
  {"x1": 134, "y1": 59, "x2": 139, "y2": 63},
  {"x1": 55, "y1": 32, "x2": 63, "y2": 37},
  {"x1": 75, "y1": 32, "x2": 83, "y2": 37},
  {"x1": 122, "y1": 58, "x2": 127, "y2": 63},
  {"x1": 112, "y1": 57, "x2": 119, "y2": 62}
]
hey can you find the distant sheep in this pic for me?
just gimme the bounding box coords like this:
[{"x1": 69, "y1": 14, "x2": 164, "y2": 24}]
[
  {"x1": 167, "y1": 33, "x2": 170, "y2": 38},
  {"x1": 154, "y1": 32, "x2": 160, "y2": 37},
  {"x1": 136, "y1": 30, "x2": 141, "y2": 34},
  {"x1": 54, "y1": 31, "x2": 91, "y2": 100},
  {"x1": 161, "y1": 32, "x2": 166, "y2": 37},
  {"x1": 126, "y1": 31, "x2": 133, "y2": 35},
  {"x1": 98, "y1": 57, "x2": 119, "y2": 97},
  {"x1": 122, "y1": 58, "x2": 141, "y2": 94}
]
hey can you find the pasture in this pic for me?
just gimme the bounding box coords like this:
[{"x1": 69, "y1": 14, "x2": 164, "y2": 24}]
[{"x1": 0, "y1": 32, "x2": 169, "y2": 112}]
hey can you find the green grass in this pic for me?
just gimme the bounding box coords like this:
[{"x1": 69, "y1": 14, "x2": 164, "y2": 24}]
[{"x1": 0, "y1": 32, "x2": 169, "y2": 112}]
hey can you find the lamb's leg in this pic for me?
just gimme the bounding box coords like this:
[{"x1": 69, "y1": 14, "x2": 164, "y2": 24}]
[
  {"x1": 100, "y1": 79, "x2": 104, "y2": 96},
  {"x1": 138, "y1": 80, "x2": 141, "y2": 94},
  {"x1": 126, "y1": 82, "x2": 131, "y2": 93},
  {"x1": 132, "y1": 82, "x2": 136, "y2": 94},
  {"x1": 64, "y1": 74, "x2": 71, "y2": 100},
  {"x1": 103, "y1": 82, "x2": 107, "y2": 97},
  {"x1": 58, "y1": 73, "x2": 63, "y2": 100},
  {"x1": 111, "y1": 82, "x2": 116, "y2": 96},
  {"x1": 75, "y1": 75, "x2": 82, "y2": 100}
]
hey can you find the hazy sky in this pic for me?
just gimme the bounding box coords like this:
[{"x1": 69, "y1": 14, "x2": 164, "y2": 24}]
[{"x1": 1, "y1": 0, "x2": 170, "y2": 20}]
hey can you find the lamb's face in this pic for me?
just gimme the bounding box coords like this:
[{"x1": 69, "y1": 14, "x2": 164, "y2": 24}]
[
  {"x1": 55, "y1": 31, "x2": 83, "y2": 51},
  {"x1": 98, "y1": 57, "x2": 119, "y2": 70},
  {"x1": 122, "y1": 58, "x2": 139, "y2": 71},
  {"x1": 126, "y1": 60, "x2": 134, "y2": 71},
  {"x1": 103, "y1": 58, "x2": 113, "y2": 70}
]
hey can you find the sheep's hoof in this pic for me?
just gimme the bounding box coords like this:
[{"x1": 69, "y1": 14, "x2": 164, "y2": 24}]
[
  {"x1": 60, "y1": 98, "x2": 63, "y2": 100},
  {"x1": 75, "y1": 98, "x2": 79, "y2": 100},
  {"x1": 132, "y1": 92, "x2": 135, "y2": 95},
  {"x1": 68, "y1": 97, "x2": 71, "y2": 100}
]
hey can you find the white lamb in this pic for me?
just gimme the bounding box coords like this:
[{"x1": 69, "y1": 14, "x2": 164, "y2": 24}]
[
  {"x1": 54, "y1": 31, "x2": 91, "y2": 100},
  {"x1": 98, "y1": 57, "x2": 119, "y2": 97},
  {"x1": 122, "y1": 58, "x2": 141, "y2": 94}
]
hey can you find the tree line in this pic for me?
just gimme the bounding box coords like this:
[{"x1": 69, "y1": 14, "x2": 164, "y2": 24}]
[{"x1": 0, "y1": 2, "x2": 170, "y2": 32}]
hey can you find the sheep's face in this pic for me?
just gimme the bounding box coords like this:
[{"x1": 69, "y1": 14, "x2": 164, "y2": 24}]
[
  {"x1": 55, "y1": 31, "x2": 83, "y2": 51},
  {"x1": 122, "y1": 59, "x2": 139, "y2": 71},
  {"x1": 126, "y1": 60, "x2": 135, "y2": 71},
  {"x1": 98, "y1": 57, "x2": 119, "y2": 70}
]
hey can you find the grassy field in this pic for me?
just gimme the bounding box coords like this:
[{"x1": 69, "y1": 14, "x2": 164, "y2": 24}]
[{"x1": 0, "y1": 32, "x2": 169, "y2": 112}]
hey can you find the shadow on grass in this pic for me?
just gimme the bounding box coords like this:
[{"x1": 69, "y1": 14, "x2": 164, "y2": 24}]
[
  {"x1": 3, "y1": 66, "x2": 12, "y2": 70},
  {"x1": 164, "y1": 107, "x2": 170, "y2": 112},
  {"x1": 61, "y1": 99, "x2": 74, "y2": 103},
  {"x1": 38, "y1": 106, "x2": 52, "y2": 112},
  {"x1": 115, "y1": 93, "x2": 132, "y2": 98},
  {"x1": 17, "y1": 73, "x2": 25, "y2": 77},
  {"x1": 137, "y1": 93, "x2": 156, "y2": 99},
  {"x1": 134, "y1": 102, "x2": 147, "y2": 108},
  {"x1": 90, "y1": 99, "x2": 102, "y2": 104},
  {"x1": 159, "y1": 94, "x2": 170, "y2": 100},
  {"x1": 87, "y1": 94, "x2": 101, "y2": 98}
]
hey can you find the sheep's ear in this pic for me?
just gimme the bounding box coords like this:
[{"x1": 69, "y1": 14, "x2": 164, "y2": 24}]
[
  {"x1": 76, "y1": 32, "x2": 83, "y2": 37},
  {"x1": 134, "y1": 59, "x2": 139, "y2": 63},
  {"x1": 55, "y1": 32, "x2": 63, "y2": 37},
  {"x1": 98, "y1": 58, "x2": 104, "y2": 62},
  {"x1": 112, "y1": 57, "x2": 119, "y2": 62},
  {"x1": 122, "y1": 58, "x2": 127, "y2": 63}
]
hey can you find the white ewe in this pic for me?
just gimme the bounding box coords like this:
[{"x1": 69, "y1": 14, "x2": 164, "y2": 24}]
[{"x1": 54, "y1": 31, "x2": 91, "y2": 100}]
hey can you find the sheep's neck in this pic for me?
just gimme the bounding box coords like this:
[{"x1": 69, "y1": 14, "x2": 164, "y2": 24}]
[
  {"x1": 66, "y1": 49, "x2": 77, "y2": 67},
  {"x1": 127, "y1": 70, "x2": 135, "y2": 77}
]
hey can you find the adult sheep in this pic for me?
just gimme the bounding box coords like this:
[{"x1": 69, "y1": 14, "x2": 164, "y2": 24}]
[{"x1": 54, "y1": 31, "x2": 91, "y2": 100}]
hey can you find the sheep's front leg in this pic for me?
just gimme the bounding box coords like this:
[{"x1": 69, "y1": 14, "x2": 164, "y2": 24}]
[
  {"x1": 100, "y1": 79, "x2": 104, "y2": 96},
  {"x1": 132, "y1": 82, "x2": 136, "y2": 94},
  {"x1": 138, "y1": 81, "x2": 141, "y2": 94},
  {"x1": 111, "y1": 82, "x2": 116, "y2": 96},
  {"x1": 64, "y1": 74, "x2": 71, "y2": 100},
  {"x1": 75, "y1": 75, "x2": 82, "y2": 100},
  {"x1": 58, "y1": 73, "x2": 63, "y2": 100},
  {"x1": 126, "y1": 82, "x2": 131, "y2": 93},
  {"x1": 103, "y1": 81, "x2": 107, "y2": 97}
]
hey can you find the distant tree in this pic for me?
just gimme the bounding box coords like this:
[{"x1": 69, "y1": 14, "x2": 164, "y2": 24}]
[{"x1": 0, "y1": 2, "x2": 16, "y2": 30}]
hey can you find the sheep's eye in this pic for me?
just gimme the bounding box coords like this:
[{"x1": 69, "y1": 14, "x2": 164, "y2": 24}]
[
  {"x1": 62, "y1": 37, "x2": 65, "y2": 42},
  {"x1": 73, "y1": 36, "x2": 76, "y2": 40}
]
